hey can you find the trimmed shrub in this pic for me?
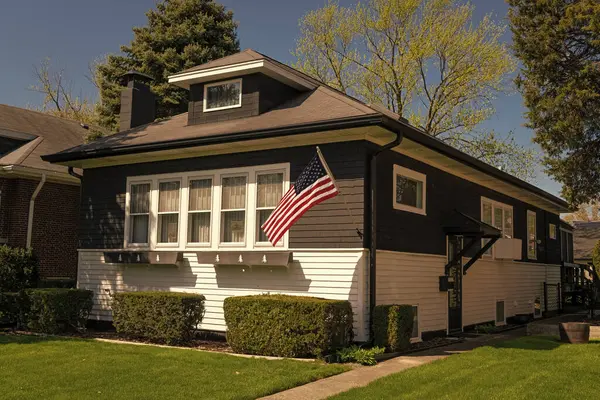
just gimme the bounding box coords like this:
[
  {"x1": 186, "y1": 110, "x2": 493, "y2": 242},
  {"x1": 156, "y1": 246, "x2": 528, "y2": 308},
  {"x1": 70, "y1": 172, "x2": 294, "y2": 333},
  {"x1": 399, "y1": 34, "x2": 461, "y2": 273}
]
[
  {"x1": 0, "y1": 246, "x2": 39, "y2": 292},
  {"x1": 38, "y1": 279, "x2": 76, "y2": 289},
  {"x1": 372, "y1": 304, "x2": 414, "y2": 352},
  {"x1": 25, "y1": 289, "x2": 93, "y2": 333},
  {"x1": 336, "y1": 345, "x2": 385, "y2": 365},
  {"x1": 0, "y1": 292, "x2": 24, "y2": 326},
  {"x1": 112, "y1": 291, "x2": 206, "y2": 345},
  {"x1": 223, "y1": 294, "x2": 354, "y2": 358}
]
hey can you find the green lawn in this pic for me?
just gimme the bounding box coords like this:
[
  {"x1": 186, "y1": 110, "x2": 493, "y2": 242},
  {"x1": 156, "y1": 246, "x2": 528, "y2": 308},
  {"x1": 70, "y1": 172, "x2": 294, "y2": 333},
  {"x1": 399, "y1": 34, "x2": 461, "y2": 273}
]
[
  {"x1": 332, "y1": 336, "x2": 600, "y2": 400},
  {"x1": 0, "y1": 334, "x2": 347, "y2": 400}
]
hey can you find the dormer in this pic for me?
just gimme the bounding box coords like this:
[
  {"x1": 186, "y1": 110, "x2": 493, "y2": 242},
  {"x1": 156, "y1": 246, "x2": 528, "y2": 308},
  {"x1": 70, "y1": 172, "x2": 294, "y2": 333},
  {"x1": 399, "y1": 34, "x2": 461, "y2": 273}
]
[{"x1": 168, "y1": 49, "x2": 317, "y2": 126}]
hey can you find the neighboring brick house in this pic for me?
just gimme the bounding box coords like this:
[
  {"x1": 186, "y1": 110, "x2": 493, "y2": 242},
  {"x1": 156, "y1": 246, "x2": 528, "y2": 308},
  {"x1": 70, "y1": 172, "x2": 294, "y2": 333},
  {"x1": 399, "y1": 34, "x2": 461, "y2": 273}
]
[{"x1": 0, "y1": 105, "x2": 87, "y2": 279}]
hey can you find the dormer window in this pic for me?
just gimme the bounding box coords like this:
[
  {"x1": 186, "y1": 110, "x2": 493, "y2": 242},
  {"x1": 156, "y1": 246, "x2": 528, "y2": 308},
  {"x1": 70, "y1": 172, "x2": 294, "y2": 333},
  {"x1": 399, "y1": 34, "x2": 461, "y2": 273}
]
[{"x1": 203, "y1": 78, "x2": 242, "y2": 112}]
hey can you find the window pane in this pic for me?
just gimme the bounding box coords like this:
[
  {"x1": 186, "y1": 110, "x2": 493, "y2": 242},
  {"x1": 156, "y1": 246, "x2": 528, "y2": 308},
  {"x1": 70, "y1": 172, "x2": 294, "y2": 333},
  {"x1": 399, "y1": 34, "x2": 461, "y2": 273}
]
[
  {"x1": 222, "y1": 176, "x2": 246, "y2": 210},
  {"x1": 131, "y1": 215, "x2": 149, "y2": 244},
  {"x1": 131, "y1": 183, "x2": 150, "y2": 214},
  {"x1": 494, "y1": 207, "x2": 503, "y2": 230},
  {"x1": 158, "y1": 214, "x2": 179, "y2": 243},
  {"x1": 412, "y1": 306, "x2": 419, "y2": 338},
  {"x1": 257, "y1": 173, "x2": 283, "y2": 208},
  {"x1": 159, "y1": 181, "x2": 180, "y2": 213},
  {"x1": 396, "y1": 175, "x2": 422, "y2": 208},
  {"x1": 189, "y1": 179, "x2": 212, "y2": 211},
  {"x1": 256, "y1": 209, "x2": 273, "y2": 242},
  {"x1": 504, "y1": 209, "x2": 513, "y2": 238},
  {"x1": 528, "y1": 213, "x2": 536, "y2": 257},
  {"x1": 221, "y1": 211, "x2": 245, "y2": 243},
  {"x1": 188, "y1": 213, "x2": 210, "y2": 243},
  {"x1": 482, "y1": 202, "x2": 492, "y2": 224},
  {"x1": 206, "y1": 81, "x2": 241, "y2": 109}
]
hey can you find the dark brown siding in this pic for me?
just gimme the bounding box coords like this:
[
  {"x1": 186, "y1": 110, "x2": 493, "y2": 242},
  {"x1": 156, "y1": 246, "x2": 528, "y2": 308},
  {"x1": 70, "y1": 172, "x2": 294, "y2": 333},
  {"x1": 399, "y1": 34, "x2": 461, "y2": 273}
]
[
  {"x1": 374, "y1": 149, "x2": 563, "y2": 265},
  {"x1": 188, "y1": 73, "x2": 299, "y2": 125},
  {"x1": 1, "y1": 177, "x2": 79, "y2": 279},
  {"x1": 79, "y1": 141, "x2": 367, "y2": 250}
]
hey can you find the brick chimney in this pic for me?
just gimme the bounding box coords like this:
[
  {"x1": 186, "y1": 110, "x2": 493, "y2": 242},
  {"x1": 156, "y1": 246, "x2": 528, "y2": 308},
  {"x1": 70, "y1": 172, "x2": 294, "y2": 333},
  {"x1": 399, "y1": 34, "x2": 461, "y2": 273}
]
[{"x1": 119, "y1": 71, "x2": 156, "y2": 132}]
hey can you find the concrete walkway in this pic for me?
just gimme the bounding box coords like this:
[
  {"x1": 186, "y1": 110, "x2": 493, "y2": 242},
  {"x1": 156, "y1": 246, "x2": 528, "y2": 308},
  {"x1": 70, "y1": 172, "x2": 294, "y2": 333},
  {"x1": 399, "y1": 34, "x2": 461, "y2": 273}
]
[{"x1": 260, "y1": 328, "x2": 526, "y2": 400}]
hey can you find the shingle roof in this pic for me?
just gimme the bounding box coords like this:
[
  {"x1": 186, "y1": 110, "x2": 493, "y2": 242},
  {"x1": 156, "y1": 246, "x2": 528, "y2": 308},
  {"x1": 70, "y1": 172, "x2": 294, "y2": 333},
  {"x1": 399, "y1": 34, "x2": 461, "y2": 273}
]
[
  {"x1": 0, "y1": 105, "x2": 87, "y2": 174},
  {"x1": 179, "y1": 49, "x2": 264, "y2": 74},
  {"x1": 573, "y1": 221, "x2": 600, "y2": 260},
  {"x1": 51, "y1": 86, "x2": 377, "y2": 157}
]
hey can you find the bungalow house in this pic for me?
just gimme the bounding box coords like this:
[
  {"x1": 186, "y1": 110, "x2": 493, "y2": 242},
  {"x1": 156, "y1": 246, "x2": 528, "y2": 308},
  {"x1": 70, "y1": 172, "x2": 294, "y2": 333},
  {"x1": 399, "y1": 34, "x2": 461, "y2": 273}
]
[
  {"x1": 43, "y1": 50, "x2": 573, "y2": 341},
  {"x1": 0, "y1": 105, "x2": 87, "y2": 280}
]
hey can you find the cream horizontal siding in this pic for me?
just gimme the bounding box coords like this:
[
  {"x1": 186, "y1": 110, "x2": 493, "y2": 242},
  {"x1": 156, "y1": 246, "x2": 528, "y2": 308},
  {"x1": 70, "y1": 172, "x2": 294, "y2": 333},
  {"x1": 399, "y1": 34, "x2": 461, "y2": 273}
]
[
  {"x1": 376, "y1": 251, "x2": 447, "y2": 333},
  {"x1": 376, "y1": 250, "x2": 563, "y2": 333},
  {"x1": 78, "y1": 249, "x2": 369, "y2": 341}
]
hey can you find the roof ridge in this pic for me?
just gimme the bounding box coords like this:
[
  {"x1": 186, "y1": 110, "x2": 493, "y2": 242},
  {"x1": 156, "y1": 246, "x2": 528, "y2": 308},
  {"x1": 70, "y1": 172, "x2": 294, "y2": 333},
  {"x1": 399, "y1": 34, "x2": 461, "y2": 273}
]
[
  {"x1": 0, "y1": 104, "x2": 90, "y2": 128},
  {"x1": 0, "y1": 136, "x2": 44, "y2": 166}
]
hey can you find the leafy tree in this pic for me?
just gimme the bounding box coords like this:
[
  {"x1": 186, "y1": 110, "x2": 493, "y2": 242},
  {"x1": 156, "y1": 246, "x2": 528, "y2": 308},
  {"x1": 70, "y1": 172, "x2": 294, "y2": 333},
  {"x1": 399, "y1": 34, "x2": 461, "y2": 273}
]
[
  {"x1": 563, "y1": 202, "x2": 600, "y2": 223},
  {"x1": 94, "y1": 0, "x2": 239, "y2": 131},
  {"x1": 508, "y1": 0, "x2": 600, "y2": 206},
  {"x1": 293, "y1": 0, "x2": 537, "y2": 181}
]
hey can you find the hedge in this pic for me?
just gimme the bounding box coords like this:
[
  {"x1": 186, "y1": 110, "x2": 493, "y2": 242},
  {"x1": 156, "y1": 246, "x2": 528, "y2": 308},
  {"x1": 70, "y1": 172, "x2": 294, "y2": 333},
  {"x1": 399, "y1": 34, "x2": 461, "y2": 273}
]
[
  {"x1": 372, "y1": 304, "x2": 414, "y2": 352},
  {"x1": 0, "y1": 246, "x2": 39, "y2": 292},
  {"x1": 112, "y1": 291, "x2": 206, "y2": 344},
  {"x1": 0, "y1": 292, "x2": 23, "y2": 326},
  {"x1": 223, "y1": 294, "x2": 354, "y2": 358},
  {"x1": 25, "y1": 289, "x2": 93, "y2": 333}
]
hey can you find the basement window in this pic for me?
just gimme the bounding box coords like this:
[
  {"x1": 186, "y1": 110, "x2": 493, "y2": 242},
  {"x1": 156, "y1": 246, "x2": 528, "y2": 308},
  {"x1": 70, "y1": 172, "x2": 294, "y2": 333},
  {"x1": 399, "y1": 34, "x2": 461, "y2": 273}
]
[
  {"x1": 203, "y1": 78, "x2": 242, "y2": 112},
  {"x1": 495, "y1": 300, "x2": 505, "y2": 326},
  {"x1": 393, "y1": 165, "x2": 426, "y2": 215}
]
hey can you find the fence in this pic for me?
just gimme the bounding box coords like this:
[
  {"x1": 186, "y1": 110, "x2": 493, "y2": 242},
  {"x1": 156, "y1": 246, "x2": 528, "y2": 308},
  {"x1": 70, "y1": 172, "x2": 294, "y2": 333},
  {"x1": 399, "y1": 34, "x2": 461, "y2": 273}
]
[{"x1": 543, "y1": 282, "x2": 561, "y2": 313}]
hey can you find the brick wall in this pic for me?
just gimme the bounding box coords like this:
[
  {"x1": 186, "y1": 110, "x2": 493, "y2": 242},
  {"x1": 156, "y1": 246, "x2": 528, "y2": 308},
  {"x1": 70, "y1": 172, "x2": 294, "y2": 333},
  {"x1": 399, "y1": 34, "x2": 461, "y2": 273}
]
[{"x1": 2, "y1": 177, "x2": 80, "y2": 279}]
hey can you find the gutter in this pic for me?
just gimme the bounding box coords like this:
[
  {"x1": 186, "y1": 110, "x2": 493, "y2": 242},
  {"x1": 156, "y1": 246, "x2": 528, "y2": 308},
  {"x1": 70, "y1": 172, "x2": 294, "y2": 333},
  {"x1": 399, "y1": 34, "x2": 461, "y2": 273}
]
[
  {"x1": 369, "y1": 130, "x2": 403, "y2": 337},
  {"x1": 26, "y1": 173, "x2": 46, "y2": 248}
]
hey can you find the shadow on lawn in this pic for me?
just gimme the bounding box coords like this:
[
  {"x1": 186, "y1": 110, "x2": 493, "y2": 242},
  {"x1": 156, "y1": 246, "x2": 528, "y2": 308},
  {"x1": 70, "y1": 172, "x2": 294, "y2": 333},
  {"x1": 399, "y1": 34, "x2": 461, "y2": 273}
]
[{"x1": 0, "y1": 333, "x2": 89, "y2": 346}]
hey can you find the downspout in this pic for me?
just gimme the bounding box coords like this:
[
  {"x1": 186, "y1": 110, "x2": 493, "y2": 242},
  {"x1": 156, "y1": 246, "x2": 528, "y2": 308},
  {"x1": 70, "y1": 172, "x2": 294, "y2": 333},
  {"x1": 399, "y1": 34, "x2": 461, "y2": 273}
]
[
  {"x1": 369, "y1": 129, "x2": 403, "y2": 337},
  {"x1": 26, "y1": 173, "x2": 46, "y2": 248}
]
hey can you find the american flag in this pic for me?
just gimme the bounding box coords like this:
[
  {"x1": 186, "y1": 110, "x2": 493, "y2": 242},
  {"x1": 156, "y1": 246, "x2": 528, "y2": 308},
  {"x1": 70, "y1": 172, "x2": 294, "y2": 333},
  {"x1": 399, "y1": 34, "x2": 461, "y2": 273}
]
[{"x1": 261, "y1": 148, "x2": 339, "y2": 246}]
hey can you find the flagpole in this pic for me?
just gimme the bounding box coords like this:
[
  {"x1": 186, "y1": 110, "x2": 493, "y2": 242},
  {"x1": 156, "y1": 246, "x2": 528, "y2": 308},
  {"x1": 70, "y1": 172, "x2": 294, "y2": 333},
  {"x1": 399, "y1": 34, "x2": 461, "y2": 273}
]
[{"x1": 316, "y1": 146, "x2": 363, "y2": 239}]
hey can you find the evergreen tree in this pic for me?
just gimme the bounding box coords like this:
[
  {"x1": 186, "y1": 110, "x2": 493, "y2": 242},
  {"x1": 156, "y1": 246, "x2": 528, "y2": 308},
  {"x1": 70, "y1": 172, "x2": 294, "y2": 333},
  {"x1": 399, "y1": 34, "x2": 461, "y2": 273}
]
[
  {"x1": 509, "y1": 0, "x2": 600, "y2": 206},
  {"x1": 95, "y1": 0, "x2": 239, "y2": 131}
]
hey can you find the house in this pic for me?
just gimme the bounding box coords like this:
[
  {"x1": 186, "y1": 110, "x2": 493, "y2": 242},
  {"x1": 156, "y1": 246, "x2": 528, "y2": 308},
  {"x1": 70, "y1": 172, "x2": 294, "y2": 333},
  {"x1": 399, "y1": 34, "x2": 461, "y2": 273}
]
[
  {"x1": 0, "y1": 105, "x2": 88, "y2": 280},
  {"x1": 43, "y1": 50, "x2": 574, "y2": 341}
]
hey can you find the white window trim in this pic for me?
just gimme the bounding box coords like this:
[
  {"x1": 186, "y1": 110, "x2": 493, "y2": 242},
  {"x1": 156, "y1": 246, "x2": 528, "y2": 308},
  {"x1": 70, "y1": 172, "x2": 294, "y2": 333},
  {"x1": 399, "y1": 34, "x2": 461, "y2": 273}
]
[
  {"x1": 495, "y1": 299, "x2": 506, "y2": 326},
  {"x1": 527, "y1": 210, "x2": 537, "y2": 260},
  {"x1": 185, "y1": 175, "x2": 214, "y2": 248},
  {"x1": 393, "y1": 165, "x2": 426, "y2": 216},
  {"x1": 124, "y1": 163, "x2": 290, "y2": 251},
  {"x1": 219, "y1": 172, "x2": 249, "y2": 248},
  {"x1": 203, "y1": 78, "x2": 243, "y2": 112},
  {"x1": 480, "y1": 197, "x2": 514, "y2": 258},
  {"x1": 410, "y1": 304, "x2": 421, "y2": 343},
  {"x1": 155, "y1": 179, "x2": 183, "y2": 248},
  {"x1": 549, "y1": 223, "x2": 557, "y2": 240},
  {"x1": 254, "y1": 168, "x2": 287, "y2": 248},
  {"x1": 124, "y1": 180, "x2": 152, "y2": 248}
]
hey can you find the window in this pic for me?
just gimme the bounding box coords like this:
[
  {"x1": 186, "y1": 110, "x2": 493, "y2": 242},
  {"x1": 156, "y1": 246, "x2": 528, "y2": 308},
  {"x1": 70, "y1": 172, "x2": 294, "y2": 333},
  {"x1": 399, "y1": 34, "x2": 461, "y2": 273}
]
[
  {"x1": 187, "y1": 178, "x2": 212, "y2": 244},
  {"x1": 203, "y1": 79, "x2": 242, "y2": 112},
  {"x1": 495, "y1": 300, "x2": 505, "y2": 325},
  {"x1": 124, "y1": 163, "x2": 289, "y2": 250},
  {"x1": 549, "y1": 223, "x2": 557, "y2": 240},
  {"x1": 393, "y1": 165, "x2": 426, "y2": 215},
  {"x1": 157, "y1": 181, "x2": 180, "y2": 244},
  {"x1": 221, "y1": 176, "x2": 247, "y2": 244},
  {"x1": 411, "y1": 305, "x2": 420, "y2": 340},
  {"x1": 256, "y1": 172, "x2": 284, "y2": 244},
  {"x1": 527, "y1": 210, "x2": 537, "y2": 259},
  {"x1": 481, "y1": 198, "x2": 513, "y2": 256},
  {"x1": 128, "y1": 183, "x2": 151, "y2": 245}
]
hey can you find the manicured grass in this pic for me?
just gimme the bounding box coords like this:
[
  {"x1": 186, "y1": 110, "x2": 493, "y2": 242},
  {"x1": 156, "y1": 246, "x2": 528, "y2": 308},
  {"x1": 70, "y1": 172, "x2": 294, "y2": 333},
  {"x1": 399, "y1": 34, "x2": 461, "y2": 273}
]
[
  {"x1": 0, "y1": 334, "x2": 347, "y2": 400},
  {"x1": 332, "y1": 336, "x2": 600, "y2": 400}
]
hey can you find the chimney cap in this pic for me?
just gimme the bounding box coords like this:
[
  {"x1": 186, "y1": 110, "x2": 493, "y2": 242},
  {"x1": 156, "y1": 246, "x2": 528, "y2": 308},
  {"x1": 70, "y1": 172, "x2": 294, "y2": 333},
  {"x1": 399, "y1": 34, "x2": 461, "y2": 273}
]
[{"x1": 121, "y1": 70, "x2": 154, "y2": 85}]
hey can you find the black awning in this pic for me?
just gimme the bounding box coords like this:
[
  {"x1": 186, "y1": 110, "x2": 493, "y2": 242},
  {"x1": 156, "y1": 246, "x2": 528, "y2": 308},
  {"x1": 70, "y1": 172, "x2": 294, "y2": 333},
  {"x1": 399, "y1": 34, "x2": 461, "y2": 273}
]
[{"x1": 443, "y1": 210, "x2": 501, "y2": 238}]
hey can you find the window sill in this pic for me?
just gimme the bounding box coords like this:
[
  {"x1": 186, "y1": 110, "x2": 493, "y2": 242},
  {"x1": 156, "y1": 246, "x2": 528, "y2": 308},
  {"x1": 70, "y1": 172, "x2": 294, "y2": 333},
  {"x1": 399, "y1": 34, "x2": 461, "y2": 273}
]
[
  {"x1": 393, "y1": 203, "x2": 426, "y2": 216},
  {"x1": 203, "y1": 103, "x2": 242, "y2": 113}
]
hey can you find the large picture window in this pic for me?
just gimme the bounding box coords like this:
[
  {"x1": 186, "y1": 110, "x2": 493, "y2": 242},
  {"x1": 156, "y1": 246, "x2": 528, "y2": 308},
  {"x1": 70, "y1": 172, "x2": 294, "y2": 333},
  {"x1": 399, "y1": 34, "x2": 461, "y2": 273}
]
[
  {"x1": 481, "y1": 198, "x2": 513, "y2": 256},
  {"x1": 124, "y1": 163, "x2": 289, "y2": 250},
  {"x1": 393, "y1": 165, "x2": 426, "y2": 215},
  {"x1": 203, "y1": 79, "x2": 242, "y2": 112}
]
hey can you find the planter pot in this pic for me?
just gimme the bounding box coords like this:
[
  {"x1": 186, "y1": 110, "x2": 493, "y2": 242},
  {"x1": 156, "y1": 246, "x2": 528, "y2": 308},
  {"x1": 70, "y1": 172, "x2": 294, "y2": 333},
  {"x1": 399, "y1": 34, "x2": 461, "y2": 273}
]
[{"x1": 559, "y1": 322, "x2": 590, "y2": 344}]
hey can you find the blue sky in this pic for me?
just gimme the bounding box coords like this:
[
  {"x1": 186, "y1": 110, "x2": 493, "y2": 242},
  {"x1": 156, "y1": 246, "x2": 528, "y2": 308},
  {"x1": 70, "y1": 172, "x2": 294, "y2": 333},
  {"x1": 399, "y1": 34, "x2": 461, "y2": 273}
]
[{"x1": 0, "y1": 0, "x2": 559, "y2": 196}]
